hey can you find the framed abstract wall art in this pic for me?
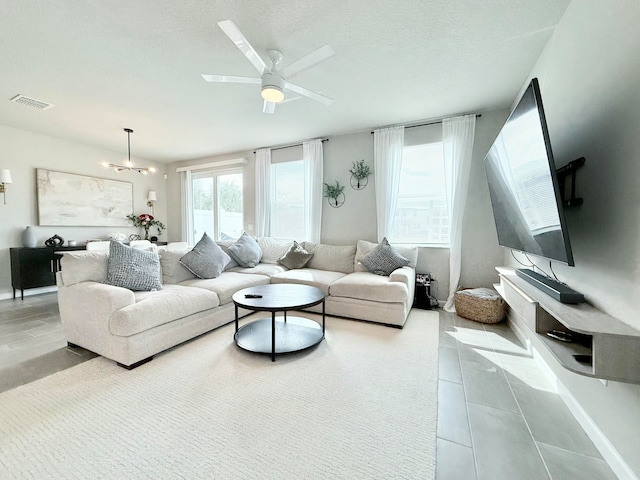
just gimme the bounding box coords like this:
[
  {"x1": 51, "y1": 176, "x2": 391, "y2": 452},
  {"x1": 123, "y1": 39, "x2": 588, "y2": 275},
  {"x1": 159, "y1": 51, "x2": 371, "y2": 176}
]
[{"x1": 36, "y1": 169, "x2": 133, "y2": 226}]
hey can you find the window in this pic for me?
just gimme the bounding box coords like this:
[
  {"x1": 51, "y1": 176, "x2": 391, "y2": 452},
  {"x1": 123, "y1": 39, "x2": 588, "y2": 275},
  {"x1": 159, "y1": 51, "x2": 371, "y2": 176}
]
[
  {"x1": 270, "y1": 159, "x2": 305, "y2": 240},
  {"x1": 389, "y1": 142, "x2": 449, "y2": 245},
  {"x1": 191, "y1": 170, "x2": 243, "y2": 241}
]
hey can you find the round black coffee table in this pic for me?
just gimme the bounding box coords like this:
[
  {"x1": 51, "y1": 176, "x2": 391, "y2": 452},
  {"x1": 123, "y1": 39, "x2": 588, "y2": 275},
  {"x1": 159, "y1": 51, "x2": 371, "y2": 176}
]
[{"x1": 232, "y1": 284, "x2": 326, "y2": 362}]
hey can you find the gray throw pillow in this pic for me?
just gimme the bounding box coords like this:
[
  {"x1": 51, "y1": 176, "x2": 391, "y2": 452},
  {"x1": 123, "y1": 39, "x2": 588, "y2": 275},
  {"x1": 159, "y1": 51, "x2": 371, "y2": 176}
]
[
  {"x1": 180, "y1": 233, "x2": 230, "y2": 279},
  {"x1": 277, "y1": 241, "x2": 314, "y2": 269},
  {"x1": 359, "y1": 237, "x2": 410, "y2": 276},
  {"x1": 105, "y1": 240, "x2": 162, "y2": 291},
  {"x1": 227, "y1": 232, "x2": 262, "y2": 267}
]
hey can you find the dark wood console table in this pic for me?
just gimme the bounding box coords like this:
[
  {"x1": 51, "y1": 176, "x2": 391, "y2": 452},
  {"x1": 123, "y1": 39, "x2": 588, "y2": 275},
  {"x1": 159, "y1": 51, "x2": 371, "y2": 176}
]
[{"x1": 10, "y1": 246, "x2": 85, "y2": 300}]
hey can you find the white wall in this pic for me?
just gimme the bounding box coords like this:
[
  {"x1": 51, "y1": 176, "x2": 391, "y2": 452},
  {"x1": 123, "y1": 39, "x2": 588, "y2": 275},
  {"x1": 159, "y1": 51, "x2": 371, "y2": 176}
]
[
  {"x1": 0, "y1": 125, "x2": 167, "y2": 299},
  {"x1": 506, "y1": 0, "x2": 640, "y2": 476},
  {"x1": 168, "y1": 113, "x2": 505, "y2": 301}
]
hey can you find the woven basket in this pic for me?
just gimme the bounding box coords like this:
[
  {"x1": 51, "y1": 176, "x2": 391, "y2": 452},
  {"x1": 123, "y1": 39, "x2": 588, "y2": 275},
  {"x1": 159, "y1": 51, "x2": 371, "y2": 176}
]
[{"x1": 454, "y1": 287, "x2": 506, "y2": 324}]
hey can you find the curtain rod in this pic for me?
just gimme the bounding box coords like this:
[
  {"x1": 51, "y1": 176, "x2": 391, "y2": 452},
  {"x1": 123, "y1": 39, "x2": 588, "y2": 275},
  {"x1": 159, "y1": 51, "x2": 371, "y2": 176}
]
[
  {"x1": 253, "y1": 138, "x2": 329, "y2": 154},
  {"x1": 369, "y1": 114, "x2": 481, "y2": 134}
]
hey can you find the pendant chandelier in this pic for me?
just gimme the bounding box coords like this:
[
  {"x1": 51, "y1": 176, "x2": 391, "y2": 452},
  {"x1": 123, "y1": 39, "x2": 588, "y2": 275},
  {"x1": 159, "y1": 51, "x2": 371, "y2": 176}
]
[{"x1": 102, "y1": 128, "x2": 156, "y2": 175}]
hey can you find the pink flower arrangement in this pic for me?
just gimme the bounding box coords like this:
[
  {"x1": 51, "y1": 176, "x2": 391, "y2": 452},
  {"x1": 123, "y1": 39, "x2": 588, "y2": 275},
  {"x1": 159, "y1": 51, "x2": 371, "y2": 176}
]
[{"x1": 127, "y1": 213, "x2": 166, "y2": 240}]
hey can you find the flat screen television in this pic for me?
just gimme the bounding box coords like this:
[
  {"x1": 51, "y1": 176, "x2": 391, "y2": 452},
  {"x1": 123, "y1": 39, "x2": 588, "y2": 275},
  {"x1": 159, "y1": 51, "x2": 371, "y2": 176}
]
[{"x1": 484, "y1": 78, "x2": 583, "y2": 303}]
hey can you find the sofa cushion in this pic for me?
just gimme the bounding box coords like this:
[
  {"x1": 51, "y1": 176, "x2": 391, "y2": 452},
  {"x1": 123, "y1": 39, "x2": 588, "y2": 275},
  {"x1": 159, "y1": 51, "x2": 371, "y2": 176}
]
[
  {"x1": 105, "y1": 241, "x2": 162, "y2": 291},
  {"x1": 216, "y1": 240, "x2": 239, "y2": 269},
  {"x1": 278, "y1": 241, "x2": 314, "y2": 269},
  {"x1": 160, "y1": 249, "x2": 197, "y2": 284},
  {"x1": 355, "y1": 239, "x2": 418, "y2": 272},
  {"x1": 227, "y1": 264, "x2": 288, "y2": 276},
  {"x1": 301, "y1": 242, "x2": 356, "y2": 274},
  {"x1": 270, "y1": 268, "x2": 346, "y2": 295},
  {"x1": 227, "y1": 233, "x2": 262, "y2": 267},
  {"x1": 59, "y1": 250, "x2": 109, "y2": 286},
  {"x1": 180, "y1": 233, "x2": 230, "y2": 279},
  {"x1": 359, "y1": 237, "x2": 410, "y2": 276},
  {"x1": 256, "y1": 237, "x2": 292, "y2": 264},
  {"x1": 329, "y1": 272, "x2": 409, "y2": 304},
  {"x1": 110, "y1": 284, "x2": 220, "y2": 337},
  {"x1": 180, "y1": 271, "x2": 270, "y2": 305}
]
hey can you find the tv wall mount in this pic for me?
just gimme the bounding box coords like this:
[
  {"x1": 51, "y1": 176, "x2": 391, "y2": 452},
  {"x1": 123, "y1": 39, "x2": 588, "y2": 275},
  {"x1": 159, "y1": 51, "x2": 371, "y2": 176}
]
[{"x1": 556, "y1": 157, "x2": 585, "y2": 207}]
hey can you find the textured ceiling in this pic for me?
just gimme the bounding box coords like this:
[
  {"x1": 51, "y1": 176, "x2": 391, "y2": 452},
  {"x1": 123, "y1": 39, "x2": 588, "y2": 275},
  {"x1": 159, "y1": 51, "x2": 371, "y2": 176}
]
[{"x1": 0, "y1": 0, "x2": 570, "y2": 162}]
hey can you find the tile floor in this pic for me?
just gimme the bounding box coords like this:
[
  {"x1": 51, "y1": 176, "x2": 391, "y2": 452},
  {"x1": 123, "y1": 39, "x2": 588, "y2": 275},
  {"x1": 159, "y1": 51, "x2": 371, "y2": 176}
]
[
  {"x1": 0, "y1": 293, "x2": 96, "y2": 393},
  {"x1": 436, "y1": 311, "x2": 618, "y2": 480},
  {"x1": 0, "y1": 294, "x2": 619, "y2": 479}
]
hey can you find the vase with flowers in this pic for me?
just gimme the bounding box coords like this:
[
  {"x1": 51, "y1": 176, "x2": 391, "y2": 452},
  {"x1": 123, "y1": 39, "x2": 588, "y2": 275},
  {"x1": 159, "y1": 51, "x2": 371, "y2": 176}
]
[{"x1": 127, "y1": 213, "x2": 166, "y2": 241}]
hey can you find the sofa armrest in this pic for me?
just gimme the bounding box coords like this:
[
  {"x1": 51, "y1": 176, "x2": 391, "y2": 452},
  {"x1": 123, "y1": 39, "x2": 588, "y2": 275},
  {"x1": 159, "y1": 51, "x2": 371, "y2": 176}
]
[
  {"x1": 58, "y1": 281, "x2": 135, "y2": 344},
  {"x1": 389, "y1": 266, "x2": 416, "y2": 309},
  {"x1": 389, "y1": 266, "x2": 415, "y2": 287}
]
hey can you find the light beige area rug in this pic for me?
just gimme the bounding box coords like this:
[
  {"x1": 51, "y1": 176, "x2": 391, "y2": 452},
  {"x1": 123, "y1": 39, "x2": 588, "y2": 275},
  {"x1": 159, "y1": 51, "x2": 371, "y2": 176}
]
[{"x1": 0, "y1": 309, "x2": 439, "y2": 479}]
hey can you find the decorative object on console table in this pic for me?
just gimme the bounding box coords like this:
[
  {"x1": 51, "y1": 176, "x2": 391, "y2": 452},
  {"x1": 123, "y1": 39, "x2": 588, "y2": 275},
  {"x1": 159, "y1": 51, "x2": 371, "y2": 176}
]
[
  {"x1": 323, "y1": 180, "x2": 345, "y2": 208},
  {"x1": 10, "y1": 245, "x2": 85, "y2": 300},
  {"x1": 349, "y1": 159, "x2": 371, "y2": 190},
  {"x1": 127, "y1": 213, "x2": 166, "y2": 241},
  {"x1": 22, "y1": 226, "x2": 37, "y2": 248},
  {"x1": 44, "y1": 234, "x2": 64, "y2": 247},
  {"x1": 108, "y1": 232, "x2": 127, "y2": 243}
]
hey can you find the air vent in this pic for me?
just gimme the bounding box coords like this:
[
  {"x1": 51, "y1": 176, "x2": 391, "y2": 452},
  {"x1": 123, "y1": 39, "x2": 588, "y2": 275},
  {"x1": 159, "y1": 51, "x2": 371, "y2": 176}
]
[{"x1": 9, "y1": 94, "x2": 54, "y2": 110}]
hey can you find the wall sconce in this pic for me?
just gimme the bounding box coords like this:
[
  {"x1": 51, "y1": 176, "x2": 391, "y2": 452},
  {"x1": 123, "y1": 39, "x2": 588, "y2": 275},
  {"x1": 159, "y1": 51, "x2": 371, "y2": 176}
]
[
  {"x1": 0, "y1": 169, "x2": 12, "y2": 204},
  {"x1": 147, "y1": 190, "x2": 157, "y2": 213}
]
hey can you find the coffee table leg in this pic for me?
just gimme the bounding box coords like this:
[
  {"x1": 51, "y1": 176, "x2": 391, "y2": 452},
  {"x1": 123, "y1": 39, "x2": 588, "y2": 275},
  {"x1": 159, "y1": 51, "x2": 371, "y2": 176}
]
[
  {"x1": 322, "y1": 299, "x2": 326, "y2": 335},
  {"x1": 235, "y1": 303, "x2": 239, "y2": 332},
  {"x1": 271, "y1": 311, "x2": 276, "y2": 362}
]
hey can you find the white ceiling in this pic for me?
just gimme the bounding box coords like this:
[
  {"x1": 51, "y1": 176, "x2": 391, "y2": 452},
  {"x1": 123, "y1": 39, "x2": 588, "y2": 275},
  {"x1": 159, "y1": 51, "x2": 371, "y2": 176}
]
[{"x1": 0, "y1": 0, "x2": 570, "y2": 163}]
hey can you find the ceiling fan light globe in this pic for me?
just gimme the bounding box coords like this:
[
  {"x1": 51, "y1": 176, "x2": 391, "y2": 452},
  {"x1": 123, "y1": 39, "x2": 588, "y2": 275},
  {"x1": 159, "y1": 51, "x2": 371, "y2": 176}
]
[
  {"x1": 261, "y1": 85, "x2": 284, "y2": 103},
  {"x1": 261, "y1": 72, "x2": 285, "y2": 103}
]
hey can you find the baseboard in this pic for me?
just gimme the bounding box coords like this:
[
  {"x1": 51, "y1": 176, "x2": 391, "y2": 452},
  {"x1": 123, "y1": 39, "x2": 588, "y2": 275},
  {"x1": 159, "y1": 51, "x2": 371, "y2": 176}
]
[
  {"x1": 555, "y1": 381, "x2": 638, "y2": 480},
  {"x1": 507, "y1": 312, "x2": 638, "y2": 480}
]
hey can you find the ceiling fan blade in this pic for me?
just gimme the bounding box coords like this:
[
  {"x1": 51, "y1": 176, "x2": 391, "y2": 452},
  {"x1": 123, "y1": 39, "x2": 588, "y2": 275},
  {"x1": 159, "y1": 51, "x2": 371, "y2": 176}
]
[
  {"x1": 284, "y1": 81, "x2": 334, "y2": 106},
  {"x1": 201, "y1": 74, "x2": 261, "y2": 84},
  {"x1": 281, "y1": 95, "x2": 302, "y2": 104},
  {"x1": 217, "y1": 19, "x2": 269, "y2": 75},
  {"x1": 281, "y1": 45, "x2": 335, "y2": 79},
  {"x1": 262, "y1": 100, "x2": 276, "y2": 114}
]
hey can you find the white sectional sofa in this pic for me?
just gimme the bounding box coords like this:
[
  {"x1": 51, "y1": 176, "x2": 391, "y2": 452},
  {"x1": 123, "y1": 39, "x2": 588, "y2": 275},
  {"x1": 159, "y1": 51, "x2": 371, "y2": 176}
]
[{"x1": 56, "y1": 238, "x2": 418, "y2": 368}]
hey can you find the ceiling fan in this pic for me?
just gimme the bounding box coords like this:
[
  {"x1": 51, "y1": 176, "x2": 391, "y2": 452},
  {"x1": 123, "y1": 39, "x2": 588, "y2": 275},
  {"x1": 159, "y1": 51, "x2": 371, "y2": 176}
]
[{"x1": 202, "y1": 20, "x2": 335, "y2": 114}]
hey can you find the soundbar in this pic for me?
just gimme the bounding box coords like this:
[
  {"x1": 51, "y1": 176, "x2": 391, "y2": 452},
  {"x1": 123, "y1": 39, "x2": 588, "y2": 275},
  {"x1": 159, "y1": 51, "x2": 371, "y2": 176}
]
[{"x1": 515, "y1": 268, "x2": 584, "y2": 304}]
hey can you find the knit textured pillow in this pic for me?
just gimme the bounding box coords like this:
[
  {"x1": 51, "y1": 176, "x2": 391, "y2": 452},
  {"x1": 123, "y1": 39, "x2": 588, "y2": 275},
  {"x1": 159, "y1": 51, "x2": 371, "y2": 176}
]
[
  {"x1": 227, "y1": 233, "x2": 263, "y2": 267},
  {"x1": 359, "y1": 237, "x2": 410, "y2": 276},
  {"x1": 180, "y1": 233, "x2": 230, "y2": 279},
  {"x1": 105, "y1": 241, "x2": 162, "y2": 291},
  {"x1": 277, "y1": 241, "x2": 314, "y2": 269}
]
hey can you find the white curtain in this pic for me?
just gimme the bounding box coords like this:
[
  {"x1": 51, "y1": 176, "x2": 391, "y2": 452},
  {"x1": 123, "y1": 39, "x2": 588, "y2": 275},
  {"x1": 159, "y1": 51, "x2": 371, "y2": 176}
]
[
  {"x1": 180, "y1": 170, "x2": 194, "y2": 244},
  {"x1": 303, "y1": 139, "x2": 323, "y2": 243},
  {"x1": 373, "y1": 126, "x2": 405, "y2": 241},
  {"x1": 254, "y1": 148, "x2": 271, "y2": 237},
  {"x1": 443, "y1": 115, "x2": 477, "y2": 312}
]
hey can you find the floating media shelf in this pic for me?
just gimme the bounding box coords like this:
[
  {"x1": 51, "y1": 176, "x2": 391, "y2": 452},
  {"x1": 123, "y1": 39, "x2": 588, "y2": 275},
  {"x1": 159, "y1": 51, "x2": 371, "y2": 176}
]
[{"x1": 494, "y1": 267, "x2": 640, "y2": 384}]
